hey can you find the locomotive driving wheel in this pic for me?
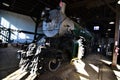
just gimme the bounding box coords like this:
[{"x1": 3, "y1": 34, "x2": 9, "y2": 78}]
[{"x1": 48, "y1": 58, "x2": 61, "y2": 71}]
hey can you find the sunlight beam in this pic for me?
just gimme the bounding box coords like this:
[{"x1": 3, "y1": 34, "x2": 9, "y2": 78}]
[
  {"x1": 2, "y1": 68, "x2": 28, "y2": 80},
  {"x1": 25, "y1": 73, "x2": 37, "y2": 80},
  {"x1": 100, "y1": 59, "x2": 112, "y2": 65},
  {"x1": 113, "y1": 70, "x2": 120, "y2": 80},
  {"x1": 89, "y1": 64, "x2": 99, "y2": 73},
  {"x1": 71, "y1": 58, "x2": 89, "y2": 77}
]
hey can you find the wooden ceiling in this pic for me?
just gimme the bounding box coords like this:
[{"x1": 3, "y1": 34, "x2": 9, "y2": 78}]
[{"x1": 0, "y1": 0, "x2": 119, "y2": 38}]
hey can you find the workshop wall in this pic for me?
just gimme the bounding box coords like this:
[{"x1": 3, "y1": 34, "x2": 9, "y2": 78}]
[{"x1": 0, "y1": 10, "x2": 40, "y2": 43}]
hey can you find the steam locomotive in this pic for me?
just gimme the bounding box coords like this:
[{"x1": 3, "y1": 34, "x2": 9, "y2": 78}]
[{"x1": 17, "y1": 2, "x2": 93, "y2": 74}]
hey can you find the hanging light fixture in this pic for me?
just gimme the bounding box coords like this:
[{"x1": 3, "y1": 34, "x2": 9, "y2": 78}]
[
  {"x1": 118, "y1": 0, "x2": 120, "y2": 4},
  {"x1": 109, "y1": 21, "x2": 115, "y2": 24},
  {"x1": 2, "y1": 2, "x2": 10, "y2": 7}
]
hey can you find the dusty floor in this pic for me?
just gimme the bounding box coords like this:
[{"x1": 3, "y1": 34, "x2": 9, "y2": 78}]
[
  {"x1": 0, "y1": 44, "x2": 120, "y2": 80},
  {"x1": 37, "y1": 54, "x2": 119, "y2": 80}
]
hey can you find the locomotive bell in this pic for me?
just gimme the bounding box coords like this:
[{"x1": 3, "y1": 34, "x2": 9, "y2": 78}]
[{"x1": 42, "y1": 2, "x2": 74, "y2": 37}]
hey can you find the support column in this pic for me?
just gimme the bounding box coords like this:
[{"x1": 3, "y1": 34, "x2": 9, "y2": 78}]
[
  {"x1": 112, "y1": 5, "x2": 120, "y2": 66},
  {"x1": 8, "y1": 28, "x2": 11, "y2": 43},
  {"x1": 31, "y1": 15, "x2": 41, "y2": 42},
  {"x1": 34, "y1": 19, "x2": 39, "y2": 41}
]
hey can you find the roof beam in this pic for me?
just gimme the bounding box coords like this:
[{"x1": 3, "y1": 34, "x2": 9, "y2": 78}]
[
  {"x1": 68, "y1": 0, "x2": 116, "y2": 9},
  {"x1": 37, "y1": 0, "x2": 55, "y2": 8},
  {"x1": 102, "y1": 0, "x2": 117, "y2": 13}
]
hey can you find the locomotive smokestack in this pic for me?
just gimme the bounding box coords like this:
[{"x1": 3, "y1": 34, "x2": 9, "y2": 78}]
[{"x1": 59, "y1": 1, "x2": 66, "y2": 14}]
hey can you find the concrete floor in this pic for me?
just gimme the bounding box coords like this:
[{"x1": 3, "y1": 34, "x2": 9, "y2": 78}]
[
  {"x1": 0, "y1": 44, "x2": 120, "y2": 80},
  {"x1": 0, "y1": 44, "x2": 19, "y2": 79}
]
